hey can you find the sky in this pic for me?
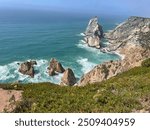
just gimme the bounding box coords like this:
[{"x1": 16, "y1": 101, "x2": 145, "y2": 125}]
[{"x1": 0, "y1": 0, "x2": 150, "y2": 17}]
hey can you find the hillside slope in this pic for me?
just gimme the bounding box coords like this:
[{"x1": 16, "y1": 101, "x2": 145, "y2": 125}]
[{"x1": 1, "y1": 59, "x2": 150, "y2": 113}]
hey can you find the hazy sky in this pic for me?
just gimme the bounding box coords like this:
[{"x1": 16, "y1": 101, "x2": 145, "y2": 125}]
[{"x1": 0, "y1": 0, "x2": 150, "y2": 17}]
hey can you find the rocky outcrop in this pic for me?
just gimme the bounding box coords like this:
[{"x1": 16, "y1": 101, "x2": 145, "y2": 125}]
[
  {"x1": 60, "y1": 68, "x2": 76, "y2": 86},
  {"x1": 19, "y1": 61, "x2": 37, "y2": 78},
  {"x1": 78, "y1": 16, "x2": 150, "y2": 86},
  {"x1": 104, "y1": 16, "x2": 150, "y2": 52},
  {"x1": 83, "y1": 17, "x2": 103, "y2": 49},
  {"x1": 48, "y1": 58, "x2": 65, "y2": 76},
  {"x1": 78, "y1": 60, "x2": 121, "y2": 86}
]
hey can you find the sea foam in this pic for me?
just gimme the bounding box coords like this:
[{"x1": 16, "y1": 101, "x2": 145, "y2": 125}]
[
  {"x1": 77, "y1": 40, "x2": 102, "y2": 54},
  {"x1": 0, "y1": 59, "x2": 63, "y2": 84},
  {"x1": 77, "y1": 57, "x2": 96, "y2": 74},
  {"x1": 76, "y1": 33, "x2": 85, "y2": 36}
]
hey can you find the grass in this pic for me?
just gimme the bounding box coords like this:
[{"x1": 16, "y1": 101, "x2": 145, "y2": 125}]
[{"x1": 0, "y1": 63, "x2": 150, "y2": 113}]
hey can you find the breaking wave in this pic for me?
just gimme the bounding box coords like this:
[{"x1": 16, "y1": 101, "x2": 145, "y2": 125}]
[
  {"x1": 77, "y1": 57, "x2": 96, "y2": 74},
  {"x1": 76, "y1": 33, "x2": 85, "y2": 36},
  {"x1": 0, "y1": 59, "x2": 63, "y2": 84},
  {"x1": 76, "y1": 40, "x2": 103, "y2": 54}
]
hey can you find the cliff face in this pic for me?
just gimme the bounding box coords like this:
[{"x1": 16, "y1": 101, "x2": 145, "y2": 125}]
[
  {"x1": 83, "y1": 17, "x2": 103, "y2": 48},
  {"x1": 78, "y1": 16, "x2": 150, "y2": 86},
  {"x1": 105, "y1": 16, "x2": 150, "y2": 51}
]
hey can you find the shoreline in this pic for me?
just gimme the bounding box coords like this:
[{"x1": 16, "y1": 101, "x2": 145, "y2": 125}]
[
  {"x1": 100, "y1": 41, "x2": 125, "y2": 60},
  {"x1": 110, "y1": 50, "x2": 125, "y2": 60},
  {"x1": 0, "y1": 40, "x2": 124, "y2": 85}
]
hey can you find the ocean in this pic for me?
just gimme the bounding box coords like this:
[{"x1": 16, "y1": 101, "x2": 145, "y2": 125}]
[{"x1": 0, "y1": 10, "x2": 126, "y2": 84}]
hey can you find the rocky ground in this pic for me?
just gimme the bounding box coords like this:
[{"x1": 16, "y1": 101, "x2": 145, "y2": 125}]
[{"x1": 0, "y1": 88, "x2": 22, "y2": 112}]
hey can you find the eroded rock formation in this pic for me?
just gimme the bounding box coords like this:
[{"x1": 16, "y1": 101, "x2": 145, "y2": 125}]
[
  {"x1": 60, "y1": 68, "x2": 76, "y2": 86},
  {"x1": 48, "y1": 58, "x2": 65, "y2": 76},
  {"x1": 83, "y1": 17, "x2": 103, "y2": 49},
  {"x1": 19, "y1": 61, "x2": 37, "y2": 78}
]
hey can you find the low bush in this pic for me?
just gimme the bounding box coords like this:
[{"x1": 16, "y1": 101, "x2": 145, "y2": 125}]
[{"x1": 142, "y1": 58, "x2": 150, "y2": 67}]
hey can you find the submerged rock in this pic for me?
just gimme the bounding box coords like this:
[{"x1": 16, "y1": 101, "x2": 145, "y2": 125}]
[
  {"x1": 83, "y1": 17, "x2": 103, "y2": 48},
  {"x1": 60, "y1": 68, "x2": 76, "y2": 86},
  {"x1": 48, "y1": 58, "x2": 65, "y2": 76},
  {"x1": 19, "y1": 61, "x2": 37, "y2": 78}
]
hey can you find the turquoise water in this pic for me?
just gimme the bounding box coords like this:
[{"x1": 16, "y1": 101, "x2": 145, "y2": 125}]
[{"x1": 0, "y1": 12, "x2": 125, "y2": 83}]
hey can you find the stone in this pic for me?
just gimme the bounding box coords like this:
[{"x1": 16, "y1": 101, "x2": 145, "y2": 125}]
[
  {"x1": 48, "y1": 58, "x2": 65, "y2": 76},
  {"x1": 83, "y1": 17, "x2": 103, "y2": 48},
  {"x1": 49, "y1": 68, "x2": 56, "y2": 76},
  {"x1": 19, "y1": 61, "x2": 37, "y2": 78},
  {"x1": 30, "y1": 61, "x2": 37, "y2": 66},
  {"x1": 60, "y1": 68, "x2": 76, "y2": 86}
]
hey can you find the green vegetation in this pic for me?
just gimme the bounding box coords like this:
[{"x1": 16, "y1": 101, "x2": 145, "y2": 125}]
[
  {"x1": 142, "y1": 58, "x2": 150, "y2": 67},
  {"x1": 0, "y1": 62, "x2": 150, "y2": 113},
  {"x1": 101, "y1": 64, "x2": 109, "y2": 78}
]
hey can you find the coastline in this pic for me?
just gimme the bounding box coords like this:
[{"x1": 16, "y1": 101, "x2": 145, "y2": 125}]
[
  {"x1": 0, "y1": 16, "x2": 150, "y2": 113},
  {"x1": 0, "y1": 16, "x2": 149, "y2": 86},
  {"x1": 111, "y1": 50, "x2": 125, "y2": 60},
  {"x1": 78, "y1": 16, "x2": 150, "y2": 86}
]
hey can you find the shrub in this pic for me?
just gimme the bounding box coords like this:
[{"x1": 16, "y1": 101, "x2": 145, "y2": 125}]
[{"x1": 142, "y1": 58, "x2": 150, "y2": 67}]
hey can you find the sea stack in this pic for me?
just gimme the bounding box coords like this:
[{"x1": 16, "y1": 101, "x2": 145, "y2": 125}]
[
  {"x1": 48, "y1": 58, "x2": 65, "y2": 76},
  {"x1": 60, "y1": 68, "x2": 76, "y2": 86},
  {"x1": 19, "y1": 61, "x2": 37, "y2": 78},
  {"x1": 83, "y1": 16, "x2": 103, "y2": 49}
]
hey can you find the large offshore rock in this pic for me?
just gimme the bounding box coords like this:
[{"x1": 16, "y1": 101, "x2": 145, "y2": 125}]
[
  {"x1": 19, "y1": 61, "x2": 37, "y2": 78},
  {"x1": 83, "y1": 17, "x2": 103, "y2": 48}
]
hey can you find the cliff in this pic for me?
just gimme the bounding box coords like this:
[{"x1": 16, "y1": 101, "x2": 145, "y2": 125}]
[
  {"x1": 78, "y1": 16, "x2": 150, "y2": 86},
  {"x1": 1, "y1": 61, "x2": 150, "y2": 112},
  {"x1": 104, "y1": 16, "x2": 150, "y2": 51}
]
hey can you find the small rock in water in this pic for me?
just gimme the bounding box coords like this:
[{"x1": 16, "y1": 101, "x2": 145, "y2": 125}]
[
  {"x1": 48, "y1": 58, "x2": 65, "y2": 76},
  {"x1": 60, "y1": 68, "x2": 76, "y2": 86}
]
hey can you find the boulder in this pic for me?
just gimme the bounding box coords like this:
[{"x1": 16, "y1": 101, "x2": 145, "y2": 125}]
[
  {"x1": 48, "y1": 58, "x2": 65, "y2": 76},
  {"x1": 19, "y1": 61, "x2": 37, "y2": 78},
  {"x1": 60, "y1": 68, "x2": 76, "y2": 86},
  {"x1": 83, "y1": 17, "x2": 103, "y2": 48}
]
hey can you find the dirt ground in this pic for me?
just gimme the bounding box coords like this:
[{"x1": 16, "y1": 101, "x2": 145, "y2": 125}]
[{"x1": 0, "y1": 88, "x2": 22, "y2": 112}]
